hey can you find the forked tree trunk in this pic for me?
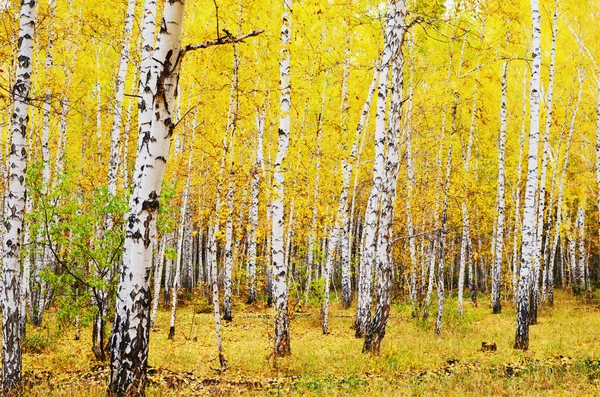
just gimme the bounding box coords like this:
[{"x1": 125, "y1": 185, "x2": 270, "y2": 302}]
[
  {"x1": 363, "y1": 0, "x2": 406, "y2": 353},
  {"x1": 355, "y1": 43, "x2": 390, "y2": 339}
]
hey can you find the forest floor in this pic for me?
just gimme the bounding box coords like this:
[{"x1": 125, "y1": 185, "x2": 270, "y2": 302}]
[{"x1": 18, "y1": 289, "x2": 600, "y2": 396}]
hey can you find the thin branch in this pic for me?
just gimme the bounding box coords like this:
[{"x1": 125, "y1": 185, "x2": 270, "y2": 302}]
[{"x1": 184, "y1": 29, "x2": 264, "y2": 53}]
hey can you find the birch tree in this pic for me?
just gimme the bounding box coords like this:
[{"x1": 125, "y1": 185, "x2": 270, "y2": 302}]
[
  {"x1": 272, "y1": 0, "x2": 293, "y2": 357},
  {"x1": 109, "y1": 0, "x2": 184, "y2": 393},
  {"x1": 491, "y1": 58, "x2": 508, "y2": 314},
  {"x1": 246, "y1": 106, "x2": 265, "y2": 304},
  {"x1": 515, "y1": 0, "x2": 542, "y2": 350},
  {"x1": 355, "y1": 27, "x2": 391, "y2": 339},
  {"x1": 3, "y1": 0, "x2": 37, "y2": 391},
  {"x1": 363, "y1": 0, "x2": 406, "y2": 353}
]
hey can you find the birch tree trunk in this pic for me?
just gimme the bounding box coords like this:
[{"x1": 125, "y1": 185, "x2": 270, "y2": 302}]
[
  {"x1": 355, "y1": 44, "x2": 390, "y2": 339},
  {"x1": 405, "y1": 46, "x2": 418, "y2": 316},
  {"x1": 3, "y1": 0, "x2": 37, "y2": 391},
  {"x1": 150, "y1": 235, "x2": 166, "y2": 327},
  {"x1": 512, "y1": 70, "x2": 528, "y2": 304},
  {"x1": 575, "y1": 207, "x2": 586, "y2": 295},
  {"x1": 247, "y1": 107, "x2": 265, "y2": 304},
  {"x1": 530, "y1": 5, "x2": 558, "y2": 324},
  {"x1": 514, "y1": 0, "x2": 541, "y2": 351},
  {"x1": 169, "y1": 135, "x2": 193, "y2": 338},
  {"x1": 435, "y1": 146, "x2": 452, "y2": 336},
  {"x1": 107, "y1": 0, "x2": 137, "y2": 198},
  {"x1": 109, "y1": 0, "x2": 185, "y2": 393},
  {"x1": 491, "y1": 60, "x2": 508, "y2": 314},
  {"x1": 272, "y1": 0, "x2": 292, "y2": 357},
  {"x1": 549, "y1": 71, "x2": 582, "y2": 306},
  {"x1": 363, "y1": 0, "x2": 406, "y2": 352}
]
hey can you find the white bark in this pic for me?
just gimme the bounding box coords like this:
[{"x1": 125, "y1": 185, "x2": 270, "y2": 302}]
[
  {"x1": 247, "y1": 107, "x2": 265, "y2": 304},
  {"x1": 458, "y1": 87, "x2": 476, "y2": 316},
  {"x1": 512, "y1": 69, "x2": 528, "y2": 304},
  {"x1": 575, "y1": 207, "x2": 586, "y2": 295},
  {"x1": 109, "y1": 0, "x2": 185, "y2": 393},
  {"x1": 107, "y1": 0, "x2": 137, "y2": 198},
  {"x1": 435, "y1": 146, "x2": 452, "y2": 336},
  {"x1": 364, "y1": 0, "x2": 406, "y2": 351},
  {"x1": 530, "y1": 5, "x2": 558, "y2": 323},
  {"x1": 355, "y1": 46, "x2": 390, "y2": 338},
  {"x1": 272, "y1": 0, "x2": 292, "y2": 357},
  {"x1": 514, "y1": 0, "x2": 541, "y2": 351},
  {"x1": 169, "y1": 128, "x2": 194, "y2": 338},
  {"x1": 3, "y1": 0, "x2": 37, "y2": 390},
  {"x1": 150, "y1": 235, "x2": 166, "y2": 327},
  {"x1": 491, "y1": 60, "x2": 508, "y2": 314}
]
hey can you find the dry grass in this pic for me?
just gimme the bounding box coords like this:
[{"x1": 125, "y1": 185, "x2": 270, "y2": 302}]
[{"x1": 19, "y1": 290, "x2": 600, "y2": 396}]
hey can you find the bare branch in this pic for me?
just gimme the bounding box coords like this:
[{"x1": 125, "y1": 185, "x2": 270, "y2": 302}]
[{"x1": 184, "y1": 29, "x2": 264, "y2": 53}]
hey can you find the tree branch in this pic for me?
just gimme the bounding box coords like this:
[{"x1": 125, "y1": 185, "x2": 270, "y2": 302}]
[{"x1": 184, "y1": 29, "x2": 264, "y2": 53}]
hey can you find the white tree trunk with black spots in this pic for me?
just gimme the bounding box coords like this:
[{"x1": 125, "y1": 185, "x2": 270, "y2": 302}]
[
  {"x1": 169, "y1": 131, "x2": 193, "y2": 338},
  {"x1": 107, "y1": 0, "x2": 137, "y2": 199},
  {"x1": 458, "y1": 87, "x2": 476, "y2": 316},
  {"x1": 223, "y1": 43, "x2": 240, "y2": 322},
  {"x1": 548, "y1": 81, "x2": 580, "y2": 305},
  {"x1": 531, "y1": 5, "x2": 557, "y2": 323},
  {"x1": 272, "y1": 0, "x2": 292, "y2": 357},
  {"x1": 514, "y1": 0, "x2": 541, "y2": 351},
  {"x1": 512, "y1": 70, "x2": 527, "y2": 304},
  {"x1": 575, "y1": 207, "x2": 586, "y2": 295},
  {"x1": 247, "y1": 107, "x2": 265, "y2": 304},
  {"x1": 109, "y1": 0, "x2": 184, "y2": 393},
  {"x1": 491, "y1": 60, "x2": 508, "y2": 314},
  {"x1": 150, "y1": 234, "x2": 166, "y2": 327},
  {"x1": 435, "y1": 146, "x2": 452, "y2": 336},
  {"x1": 355, "y1": 42, "x2": 390, "y2": 339},
  {"x1": 364, "y1": 0, "x2": 406, "y2": 352},
  {"x1": 3, "y1": 0, "x2": 37, "y2": 391},
  {"x1": 304, "y1": 133, "x2": 320, "y2": 304}
]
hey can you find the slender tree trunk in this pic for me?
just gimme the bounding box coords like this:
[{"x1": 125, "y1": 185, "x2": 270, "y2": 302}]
[
  {"x1": 272, "y1": 0, "x2": 293, "y2": 357},
  {"x1": 435, "y1": 146, "x2": 452, "y2": 336},
  {"x1": 491, "y1": 59, "x2": 508, "y2": 314},
  {"x1": 169, "y1": 164, "x2": 192, "y2": 338},
  {"x1": 208, "y1": 221, "x2": 227, "y2": 366},
  {"x1": 514, "y1": 0, "x2": 541, "y2": 351},
  {"x1": 223, "y1": 44, "x2": 240, "y2": 322},
  {"x1": 150, "y1": 235, "x2": 166, "y2": 327},
  {"x1": 574, "y1": 207, "x2": 586, "y2": 295},
  {"x1": 107, "y1": 0, "x2": 137, "y2": 198},
  {"x1": 247, "y1": 107, "x2": 265, "y2": 304},
  {"x1": 530, "y1": 5, "x2": 558, "y2": 324},
  {"x1": 512, "y1": 70, "x2": 528, "y2": 305}
]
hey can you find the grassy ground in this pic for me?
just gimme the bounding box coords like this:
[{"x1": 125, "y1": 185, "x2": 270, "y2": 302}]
[{"x1": 19, "y1": 290, "x2": 600, "y2": 396}]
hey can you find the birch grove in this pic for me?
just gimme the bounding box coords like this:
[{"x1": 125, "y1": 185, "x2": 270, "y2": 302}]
[{"x1": 3, "y1": 0, "x2": 600, "y2": 394}]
